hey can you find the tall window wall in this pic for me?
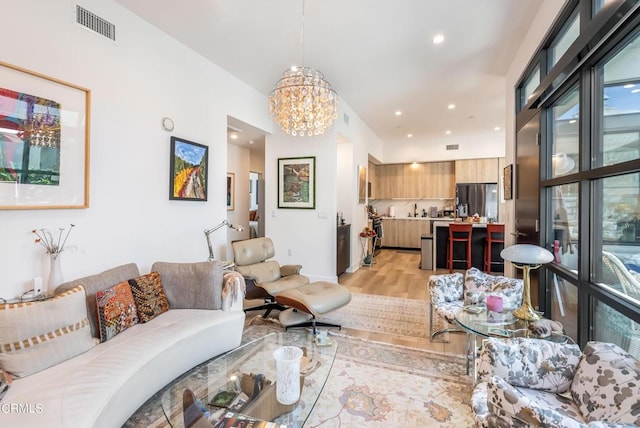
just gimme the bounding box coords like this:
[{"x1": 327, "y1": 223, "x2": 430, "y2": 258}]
[{"x1": 517, "y1": 0, "x2": 640, "y2": 353}]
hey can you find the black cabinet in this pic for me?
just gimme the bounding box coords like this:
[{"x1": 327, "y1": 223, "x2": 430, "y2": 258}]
[{"x1": 337, "y1": 224, "x2": 351, "y2": 276}]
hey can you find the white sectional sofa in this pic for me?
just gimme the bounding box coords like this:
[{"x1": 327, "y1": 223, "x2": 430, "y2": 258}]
[{"x1": 0, "y1": 261, "x2": 245, "y2": 428}]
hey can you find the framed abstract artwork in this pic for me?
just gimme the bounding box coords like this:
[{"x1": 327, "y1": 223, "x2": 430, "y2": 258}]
[
  {"x1": 169, "y1": 136, "x2": 208, "y2": 201},
  {"x1": 0, "y1": 61, "x2": 91, "y2": 209},
  {"x1": 226, "y1": 172, "x2": 235, "y2": 210},
  {"x1": 278, "y1": 156, "x2": 315, "y2": 209},
  {"x1": 503, "y1": 164, "x2": 513, "y2": 200}
]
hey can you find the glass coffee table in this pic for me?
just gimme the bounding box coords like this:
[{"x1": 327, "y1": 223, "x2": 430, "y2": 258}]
[
  {"x1": 161, "y1": 331, "x2": 337, "y2": 427},
  {"x1": 455, "y1": 306, "x2": 570, "y2": 382}
]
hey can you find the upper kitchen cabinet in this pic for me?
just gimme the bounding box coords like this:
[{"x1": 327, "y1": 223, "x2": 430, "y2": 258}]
[
  {"x1": 374, "y1": 162, "x2": 454, "y2": 199},
  {"x1": 455, "y1": 158, "x2": 499, "y2": 183},
  {"x1": 368, "y1": 161, "x2": 377, "y2": 199}
]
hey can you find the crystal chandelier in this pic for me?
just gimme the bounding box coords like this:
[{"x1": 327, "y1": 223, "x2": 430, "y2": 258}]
[{"x1": 268, "y1": 0, "x2": 339, "y2": 137}]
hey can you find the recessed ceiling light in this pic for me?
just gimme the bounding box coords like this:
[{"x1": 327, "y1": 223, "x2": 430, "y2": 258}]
[
  {"x1": 433, "y1": 34, "x2": 445, "y2": 44},
  {"x1": 448, "y1": 104, "x2": 455, "y2": 110},
  {"x1": 230, "y1": 134, "x2": 239, "y2": 140},
  {"x1": 395, "y1": 110, "x2": 402, "y2": 116},
  {"x1": 632, "y1": 89, "x2": 640, "y2": 93},
  {"x1": 248, "y1": 140, "x2": 255, "y2": 145},
  {"x1": 445, "y1": 130, "x2": 451, "y2": 135},
  {"x1": 494, "y1": 126, "x2": 501, "y2": 131},
  {"x1": 407, "y1": 133, "x2": 413, "y2": 138},
  {"x1": 624, "y1": 84, "x2": 635, "y2": 89}
]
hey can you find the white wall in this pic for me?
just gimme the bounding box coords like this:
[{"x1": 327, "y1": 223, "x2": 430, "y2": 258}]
[{"x1": 0, "y1": 0, "x2": 273, "y2": 298}]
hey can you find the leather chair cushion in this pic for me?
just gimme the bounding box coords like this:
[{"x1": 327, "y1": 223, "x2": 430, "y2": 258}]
[
  {"x1": 233, "y1": 237, "x2": 276, "y2": 266},
  {"x1": 276, "y1": 281, "x2": 352, "y2": 316}
]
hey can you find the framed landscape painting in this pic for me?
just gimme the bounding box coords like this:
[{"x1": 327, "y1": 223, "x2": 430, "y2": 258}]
[
  {"x1": 169, "y1": 136, "x2": 208, "y2": 201},
  {"x1": 278, "y1": 156, "x2": 315, "y2": 209},
  {"x1": 0, "y1": 61, "x2": 90, "y2": 209}
]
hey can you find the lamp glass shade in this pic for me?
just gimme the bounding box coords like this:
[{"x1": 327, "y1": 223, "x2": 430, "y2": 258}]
[{"x1": 500, "y1": 244, "x2": 553, "y2": 265}]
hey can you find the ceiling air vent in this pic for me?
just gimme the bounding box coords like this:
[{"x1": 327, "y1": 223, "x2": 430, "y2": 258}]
[
  {"x1": 446, "y1": 144, "x2": 459, "y2": 151},
  {"x1": 76, "y1": 5, "x2": 116, "y2": 41},
  {"x1": 343, "y1": 113, "x2": 350, "y2": 125}
]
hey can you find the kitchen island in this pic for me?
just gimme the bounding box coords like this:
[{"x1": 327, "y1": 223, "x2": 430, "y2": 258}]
[{"x1": 432, "y1": 221, "x2": 504, "y2": 272}]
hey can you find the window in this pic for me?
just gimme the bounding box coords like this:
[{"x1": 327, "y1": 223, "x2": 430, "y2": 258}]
[
  {"x1": 594, "y1": 33, "x2": 640, "y2": 168},
  {"x1": 549, "y1": 11, "x2": 580, "y2": 68},
  {"x1": 593, "y1": 298, "x2": 640, "y2": 359},
  {"x1": 520, "y1": 65, "x2": 541, "y2": 109},
  {"x1": 551, "y1": 184, "x2": 579, "y2": 272},
  {"x1": 594, "y1": 0, "x2": 616, "y2": 15},
  {"x1": 550, "y1": 87, "x2": 579, "y2": 178}
]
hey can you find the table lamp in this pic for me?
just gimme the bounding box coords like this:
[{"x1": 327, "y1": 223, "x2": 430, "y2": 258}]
[
  {"x1": 204, "y1": 220, "x2": 244, "y2": 261},
  {"x1": 500, "y1": 244, "x2": 554, "y2": 321}
]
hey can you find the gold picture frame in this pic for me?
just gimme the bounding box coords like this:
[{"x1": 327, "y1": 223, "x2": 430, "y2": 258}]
[{"x1": 0, "y1": 61, "x2": 91, "y2": 210}]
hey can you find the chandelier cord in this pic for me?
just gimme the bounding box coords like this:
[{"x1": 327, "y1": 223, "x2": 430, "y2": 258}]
[{"x1": 300, "y1": 0, "x2": 306, "y2": 67}]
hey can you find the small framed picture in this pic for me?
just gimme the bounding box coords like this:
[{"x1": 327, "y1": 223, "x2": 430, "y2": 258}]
[
  {"x1": 503, "y1": 164, "x2": 513, "y2": 200},
  {"x1": 169, "y1": 136, "x2": 208, "y2": 201},
  {"x1": 227, "y1": 172, "x2": 235, "y2": 210},
  {"x1": 278, "y1": 156, "x2": 315, "y2": 209}
]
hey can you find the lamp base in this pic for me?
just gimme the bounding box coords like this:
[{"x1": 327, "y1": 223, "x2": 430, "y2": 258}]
[{"x1": 513, "y1": 304, "x2": 542, "y2": 321}]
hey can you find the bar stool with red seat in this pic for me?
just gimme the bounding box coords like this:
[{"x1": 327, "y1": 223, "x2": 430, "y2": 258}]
[
  {"x1": 484, "y1": 223, "x2": 505, "y2": 273},
  {"x1": 447, "y1": 223, "x2": 473, "y2": 273}
]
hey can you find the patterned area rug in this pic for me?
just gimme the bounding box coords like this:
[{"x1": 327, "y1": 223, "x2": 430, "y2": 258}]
[
  {"x1": 317, "y1": 293, "x2": 434, "y2": 339},
  {"x1": 125, "y1": 324, "x2": 474, "y2": 427}
]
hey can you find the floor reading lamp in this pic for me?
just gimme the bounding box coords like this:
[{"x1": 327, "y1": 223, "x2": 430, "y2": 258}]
[{"x1": 204, "y1": 220, "x2": 244, "y2": 261}]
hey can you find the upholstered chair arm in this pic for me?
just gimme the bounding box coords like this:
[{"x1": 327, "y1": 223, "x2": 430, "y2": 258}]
[
  {"x1": 280, "y1": 264, "x2": 302, "y2": 277},
  {"x1": 486, "y1": 376, "x2": 585, "y2": 428},
  {"x1": 476, "y1": 337, "x2": 581, "y2": 393},
  {"x1": 428, "y1": 272, "x2": 464, "y2": 304}
]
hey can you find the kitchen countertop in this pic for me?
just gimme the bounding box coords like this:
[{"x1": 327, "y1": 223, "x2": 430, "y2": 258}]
[
  {"x1": 378, "y1": 217, "x2": 454, "y2": 221},
  {"x1": 433, "y1": 221, "x2": 503, "y2": 228}
]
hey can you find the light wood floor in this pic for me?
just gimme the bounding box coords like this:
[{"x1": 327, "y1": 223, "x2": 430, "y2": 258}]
[{"x1": 336, "y1": 248, "x2": 467, "y2": 356}]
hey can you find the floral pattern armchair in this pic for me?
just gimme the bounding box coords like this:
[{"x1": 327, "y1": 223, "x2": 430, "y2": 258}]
[
  {"x1": 472, "y1": 337, "x2": 640, "y2": 427},
  {"x1": 427, "y1": 268, "x2": 524, "y2": 341}
]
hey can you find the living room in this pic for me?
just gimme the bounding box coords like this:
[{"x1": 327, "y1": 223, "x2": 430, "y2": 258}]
[{"x1": 2, "y1": 0, "x2": 640, "y2": 427}]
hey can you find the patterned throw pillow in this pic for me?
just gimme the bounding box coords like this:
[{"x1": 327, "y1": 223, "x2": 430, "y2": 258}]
[
  {"x1": 96, "y1": 282, "x2": 139, "y2": 342},
  {"x1": 0, "y1": 285, "x2": 96, "y2": 378},
  {"x1": 128, "y1": 272, "x2": 169, "y2": 323}
]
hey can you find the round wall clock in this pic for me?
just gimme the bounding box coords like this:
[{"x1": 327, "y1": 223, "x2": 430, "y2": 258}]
[{"x1": 161, "y1": 117, "x2": 174, "y2": 132}]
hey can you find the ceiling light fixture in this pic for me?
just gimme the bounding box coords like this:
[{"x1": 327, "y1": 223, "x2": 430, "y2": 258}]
[
  {"x1": 407, "y1": 133, "x2": 413, "y2": 138},
  {"x1": 448, "y1": 104, "x2": 455, "y2": 110},
  {"x1": 445, "y1": 130, "x2": 451, "y2": 135},
  {"x1": 433, "y1": 34, "x2": 445, "y2": 44},
  {"x1": 494, "y1": 126, "x2": 501, "y2": 131},
  {"x1": 230, "y1": 133, "x2": 238, "y2": 140},
  {"x1": 268, "y1": 0, "x2": 338, "y2": 137},
  {"x1": 395, "y1": 110, "x2": 402, "y2": 116}
]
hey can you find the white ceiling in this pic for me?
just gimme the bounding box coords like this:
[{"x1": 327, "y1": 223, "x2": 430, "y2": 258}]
[{"x1": 115, "y1": 0, "x2": 544, "y2": 148}]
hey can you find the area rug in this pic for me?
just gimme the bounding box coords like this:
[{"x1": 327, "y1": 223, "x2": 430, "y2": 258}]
[
  {"x1": 316, "y1": 293, "x2": 434, "y2": 339},
  {"x1": 124, "y1": 324, "x2": 474, "y2": 428}
]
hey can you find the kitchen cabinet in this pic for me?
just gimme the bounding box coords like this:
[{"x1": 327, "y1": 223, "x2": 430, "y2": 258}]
[
  {"x1": 368, "y1": 162, "x2": 377, "y2": 199},
  {"x1": 374, "y1": 162, "x2": 455, "y2": 199},
  {"x1": 382, "y1": 219, "x2": 431, "y2": 249},
  {"x1": 455, "y1": 158, "x2": 499, "y2": 183}
]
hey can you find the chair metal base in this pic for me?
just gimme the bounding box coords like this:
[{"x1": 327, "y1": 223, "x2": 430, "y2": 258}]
[
  {"x1": 244, "y1": 299, "x2": 287, "y2": 318},
  {"x1": 278, "y1": 308, "x2": 342, "y2": 335}
]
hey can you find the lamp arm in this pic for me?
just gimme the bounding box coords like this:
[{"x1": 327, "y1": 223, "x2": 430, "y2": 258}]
[{"x1": 204, "y1": 220, "x2": 230, "y2": 261}]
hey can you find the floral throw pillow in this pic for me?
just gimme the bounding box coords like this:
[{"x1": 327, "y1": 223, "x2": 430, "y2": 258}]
[
  {"x1": 128, "y1": 272, "x2": 169, "y2": 323},
  {"x1": 96, "y1": 282, "x2": 139, "y2": 342}
]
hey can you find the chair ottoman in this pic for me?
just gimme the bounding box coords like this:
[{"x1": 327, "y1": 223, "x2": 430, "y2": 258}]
[{"x1": 275, "y1": 281, "x2": 352, "y2": 334}]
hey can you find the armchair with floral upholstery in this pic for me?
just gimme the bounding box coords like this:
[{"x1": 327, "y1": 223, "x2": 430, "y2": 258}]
[
  {"x1": 472, "y1": 337, "x2": 640, "y2": 427},
  {"x1": 428, "y1": 267, "x2": 524, "y2": 341}
]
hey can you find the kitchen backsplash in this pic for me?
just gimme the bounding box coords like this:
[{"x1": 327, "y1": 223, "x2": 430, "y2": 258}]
[{"x1": 370, "y1": 199, "x2": 455, "y2": 218}]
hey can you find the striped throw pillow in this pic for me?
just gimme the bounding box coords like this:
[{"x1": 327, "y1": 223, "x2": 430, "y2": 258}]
[{"x1": 0, "y1": 285, "x2": 97, "y2": 378}]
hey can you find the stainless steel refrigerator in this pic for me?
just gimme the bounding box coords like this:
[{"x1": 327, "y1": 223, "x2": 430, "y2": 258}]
[{"x1": 456, "y1": 183, "x2": 498, "y2": 219}]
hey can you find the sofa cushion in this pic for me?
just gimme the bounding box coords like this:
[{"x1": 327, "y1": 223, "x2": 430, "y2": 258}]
[
  {"x1": 96, "y1": 282, "x2": 139, "y2": 342},
  {"x1": 571, "y1": 341, "x2": 640, "y2": 424},
  {"x1": 56, "y1": 263, "x2": 141, "y2": 338},
  {"x1": 128, "y1": 272, "x2": 169, "y2": 323},
  {"x1": 151, "y1": 261, "x2": 223, "y2": 310},
  {"x1": 479, "y1": 337, "x2": 581, "y2": 393},
  {"x1": 0, "y1": 285, "x2": 96, "y2": 377}
]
